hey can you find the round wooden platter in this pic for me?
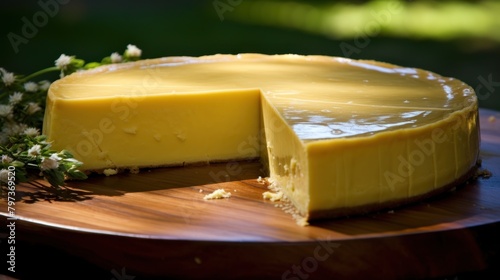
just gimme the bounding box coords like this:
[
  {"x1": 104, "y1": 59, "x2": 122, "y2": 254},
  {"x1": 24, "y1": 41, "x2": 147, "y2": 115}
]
[{"x1": 2, "y1": 109, "x2": 500, "y2": 280}]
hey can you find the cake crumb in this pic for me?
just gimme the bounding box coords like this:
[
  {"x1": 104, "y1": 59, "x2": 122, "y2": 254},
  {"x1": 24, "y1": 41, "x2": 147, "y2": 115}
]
[
  {"x1": 103, "y1": 168, "x2": 118, "y2": 176},
  {"x1": 475, "y1": 168, "x2": 492, "y2": 179},
  {"x1": 203, "y1": 189, "x2": 231, "y2": 200},
  {"x1": 262, "y1": 179, "x2": 309, "y2": 226},
  {"x1": 129, "y1": 166, "x2": 140, "y2": 174},
  {"x1": 199, "y1": 189, "x2": 203, "y2": 193},
  {"x1": 194, "y1": 257, "x2": 202, "y2": 264},
  {"x1": 488, "y1": 115, "x2": 496, "y2": 123},
  {"x1": 387, "y1": 210, "x2": 395, "y2": 214},
  {"x1": 295, "y1": 216, "x2": 309, "y2": 227},
  {"x1": 257, "y1": 176, "x2": 266, "y2": 184},
  {"x1": 263, "y1": 191, "x2": 283, "y2": 202}
]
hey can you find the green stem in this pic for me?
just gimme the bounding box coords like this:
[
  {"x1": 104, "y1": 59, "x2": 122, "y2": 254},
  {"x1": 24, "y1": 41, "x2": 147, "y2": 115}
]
[{"x1": 21, "y1": 66, "x2": 59, "y2": 82}]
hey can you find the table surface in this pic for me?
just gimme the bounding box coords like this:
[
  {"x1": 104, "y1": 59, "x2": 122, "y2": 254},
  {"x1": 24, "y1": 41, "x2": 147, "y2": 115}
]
[{"x1": 1, "y1": 108, "x2": 499, "y2": 280}]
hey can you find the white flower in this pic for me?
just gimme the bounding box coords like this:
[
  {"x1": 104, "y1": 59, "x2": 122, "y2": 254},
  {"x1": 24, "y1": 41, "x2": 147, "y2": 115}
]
[
  {"x1": 27, "y1": 144, "x2": 42, "y2": 157},
  {"x1": 64, "y1": 158, "x2": 79, "y2": 164},
  {"x1": 26, "y1": 102, "x2": 42, "y2": 115},
  {"x1": 0, "y1": 169, "x2": 9, "y2": 183},
  {"x1": 8, "y1": 92, "x2": 23, "y2": 105},
  {"x1": 39, "y1": 80, "x2": 51, "y2": 91},
  {"x1": 0, "y1": 127, "x2": 9, "y2": 144},
  {"x1": 55, "y1": 54, "x2": 72, "y2": 70},
  {"x1": 3, "y1": 122, "x2": 27, "y2": 136},
  {"x1": 2, "y1": 71, "x2": 15, "y2": 86},
  {"x1": 23, "y1": 127, "x2": 40, "y2": 137},
  {"x1": 125, "y1": 44, "x2": 142, "y2": 58},
  {"x1": 41, "y1": 153, "x2": 61, "y2": 170},
  {"x1": 110, "y1": 52, "x2": 122, "y2": 63},
  {"x1": 24, "y1": 81, "x2": 39, "y2": 92},
  {"x1": 1, "y1": 155, "x2": 13, "y2": 164},
  {"x1": 0, "y1": 104, "x2": 13, "y2": 117}
]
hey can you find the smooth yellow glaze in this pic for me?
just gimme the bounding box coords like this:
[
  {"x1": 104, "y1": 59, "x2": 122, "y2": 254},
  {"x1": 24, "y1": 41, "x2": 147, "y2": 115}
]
[{"x1": 44, "y1": 54, "x2": 479, "y2": 220}]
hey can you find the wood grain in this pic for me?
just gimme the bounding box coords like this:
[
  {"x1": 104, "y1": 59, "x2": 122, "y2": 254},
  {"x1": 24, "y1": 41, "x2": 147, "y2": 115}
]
[{"x1": 1, "y1": 109, "x2": 500, "y2": 279}]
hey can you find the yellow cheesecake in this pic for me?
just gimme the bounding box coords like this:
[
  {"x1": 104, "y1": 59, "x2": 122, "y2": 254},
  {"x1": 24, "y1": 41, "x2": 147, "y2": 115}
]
[{"x1": 43, "y1": 54, "x2": 479, "y2": 222}]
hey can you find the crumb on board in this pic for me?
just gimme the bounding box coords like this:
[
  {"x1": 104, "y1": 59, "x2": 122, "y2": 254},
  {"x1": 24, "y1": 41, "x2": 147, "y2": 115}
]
[
  {"x1": 475, "y1": 168, "x2": 493, "y2": 179},
  {"x1": 257, "y1": 176, "x2": 266, "y2": 184},
  {"x1": 199, "y1": 189, "x2": 203, "y2": 193},
  {"x1": 263, "y1": 191, "x2": 283, "y2": 202},
  {"x1": 262, "y1": 178, "x2": 309, "y2": 226},
  {"x1": 103, "y1": 168, "x2": 118, "y2": 176},
  {"x1": 488, "y1": 115, "x2": 496, "y2": 123},
  {"x1": 203, "y1": 189, "x2": 231, "y2": 200},
  {"x1": 194, "y1": 257, "x2": 202, "y2": 264},
  {"x1": 481, "y1": 169, "x2": 493, "y2": 179},
  {"x1": 129, "y1": 166, "x2": 140, "y2": 174}
]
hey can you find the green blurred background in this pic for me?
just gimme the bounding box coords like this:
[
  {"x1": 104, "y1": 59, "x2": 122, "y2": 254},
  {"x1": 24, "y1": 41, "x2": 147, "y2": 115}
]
[{"x1": 1, "y1": 0, "x2": 499, "y2": 110}]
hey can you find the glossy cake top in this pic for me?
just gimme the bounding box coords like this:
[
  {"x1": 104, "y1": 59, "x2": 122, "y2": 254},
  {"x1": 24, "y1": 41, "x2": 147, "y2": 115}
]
[{"x1": 49, "y1": 54, "x2": 477, "y2": 140}]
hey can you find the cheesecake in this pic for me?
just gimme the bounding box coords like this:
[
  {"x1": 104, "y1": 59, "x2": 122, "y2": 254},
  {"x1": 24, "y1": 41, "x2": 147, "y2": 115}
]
[{"x1": 43, "y1": 54, "x2": 480, "y2": 222}]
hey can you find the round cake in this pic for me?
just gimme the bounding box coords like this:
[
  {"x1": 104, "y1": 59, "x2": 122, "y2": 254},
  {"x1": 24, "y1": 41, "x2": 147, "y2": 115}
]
[{"x1": 43, "y1": 54, "x2": 480, "y2": 223}]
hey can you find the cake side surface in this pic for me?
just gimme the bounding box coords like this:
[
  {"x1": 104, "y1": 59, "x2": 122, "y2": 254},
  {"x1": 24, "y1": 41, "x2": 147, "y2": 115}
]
[{"x1": 44, "y1": 87, "x2": 262, "y2": 170}]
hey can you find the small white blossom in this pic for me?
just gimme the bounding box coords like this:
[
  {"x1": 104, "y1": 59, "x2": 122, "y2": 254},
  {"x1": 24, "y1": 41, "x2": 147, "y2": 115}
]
[
  {"x1": 41, "y1": 153, "x2": 61, "y2": 170},
  {"x1": 0, "y1": 104, "x2": 13, "y2": 117},
  {"x1": 55, "y1": 54, "x2": 72, "y2": 70},
  {"x1": 0, "y1": 126, "x2": 11, "y2": 144},
  {"x1": 27, "y1": 144, "x2": 42, "y2": 157},
  {"x1": 1, "y1": 155, "x2": 13, "y2": 164},
  {"x1": 0, "y1": 126, "x2": 10, "y2": 144},
  {"x1": 8, "y1": 92, "x2": 23, "y2": 105},
  {"x1": 24, "y1": 81, "x2": 39, "y2": 92},
  {"x1": 110, "y1": 52, "x2": 122, "y2": 63},
  {"x1": 23, "y1": 127, "x2": 40, "y2": 137},
  {"x1": 26, "y1": 102, "x2": 42, "y2": 115},
  {"x1": 39, "y1": 80, "x2": 51, "y2": 91},
  {"x1": 125, "y1": 44, "x2": 142, "y2": 58},
  {"x1": 2, "y1": 71, "x2": 15, "y2": 86},
  {"x1": 3, "y1": 122, "x2": 27, "y2": 136},
  {"x1": 64, "y1": 158, "x2": 79, "y2": 164},
  {"x1": 0, "y1": 169, "x2": 9, "y2": 183}
]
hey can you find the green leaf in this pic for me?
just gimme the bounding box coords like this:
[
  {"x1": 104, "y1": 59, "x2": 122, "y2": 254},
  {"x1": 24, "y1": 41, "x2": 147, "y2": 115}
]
[
  {"x1": 10, "y1": 160, "x2": 25, "y2": 168},
  {"x1": 84, "y1": 62, "x2": 102, "y2": 70},
  {"x1": 71, "y1": 58, "x2": 85, "y2": 68},
  {"x1": 60, "y1": 150, "x2": 74, "y2": 158},
  {"x1": 68, "y1": 168, "x2": 88, "y2": 180},
  {"x1": 101, "y1": 57, "x2": 112, "y2": 64},
  {"x1": 43, "y1": 168, "x2": 65, "y2": 188}
]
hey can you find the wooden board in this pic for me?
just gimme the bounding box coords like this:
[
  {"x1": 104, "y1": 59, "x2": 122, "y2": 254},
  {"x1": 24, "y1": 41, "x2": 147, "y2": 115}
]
[{"x1": 1, "y1": 109, "x2": 500, "y2": 279}]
